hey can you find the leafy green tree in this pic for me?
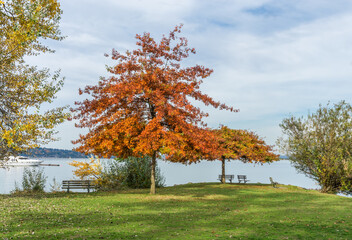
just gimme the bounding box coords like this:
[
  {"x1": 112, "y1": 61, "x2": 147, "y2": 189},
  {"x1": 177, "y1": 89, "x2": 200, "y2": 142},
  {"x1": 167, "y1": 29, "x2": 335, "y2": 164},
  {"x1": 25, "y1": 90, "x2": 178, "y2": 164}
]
[
  {"x1": 0, "y1": 0, "x2": 68, "y2": 160},
  {"x1": 278, "y1": 101, "x2": 352, "y2": 194}
]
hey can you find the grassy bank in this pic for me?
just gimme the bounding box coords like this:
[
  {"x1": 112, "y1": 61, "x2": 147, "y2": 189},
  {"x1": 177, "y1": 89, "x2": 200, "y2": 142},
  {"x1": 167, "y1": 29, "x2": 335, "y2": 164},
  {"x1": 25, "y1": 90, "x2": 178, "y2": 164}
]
[{"x1": 1, "y1": 183, "x2": 351, "y2": 239}]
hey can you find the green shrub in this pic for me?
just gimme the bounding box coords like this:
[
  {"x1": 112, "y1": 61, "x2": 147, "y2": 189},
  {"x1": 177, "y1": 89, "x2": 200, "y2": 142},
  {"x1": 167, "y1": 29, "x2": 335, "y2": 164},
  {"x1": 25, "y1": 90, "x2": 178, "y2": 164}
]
[
  {"x1": 49, "y1": 177, "x2": 61, "y2": 192},
  {"x1": 98, "y1": 156, "x2": 165, "y2": 190},
  {"x1": 98, "y1": 160, "x2": 125, "y2": 190},
  {"x1": 121, "y1": 156, "x2": 165, "y2": 189},
  {"x1": 278, "y1": 101, "x2": 352, "y2": 194},
  {"x1": 21, "y1": 167, "x2": 47, "y2": 192}
]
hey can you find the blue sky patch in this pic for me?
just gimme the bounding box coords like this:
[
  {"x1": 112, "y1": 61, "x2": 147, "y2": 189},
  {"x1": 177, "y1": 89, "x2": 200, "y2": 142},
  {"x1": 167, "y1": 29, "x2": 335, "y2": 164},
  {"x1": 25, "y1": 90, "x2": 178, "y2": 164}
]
[
  {"x1": 209, "y1": 20, "x2": 235, "y2": 28},
  {"x1": 246, "y1": 4, "x2": 282, "y2": 17}
]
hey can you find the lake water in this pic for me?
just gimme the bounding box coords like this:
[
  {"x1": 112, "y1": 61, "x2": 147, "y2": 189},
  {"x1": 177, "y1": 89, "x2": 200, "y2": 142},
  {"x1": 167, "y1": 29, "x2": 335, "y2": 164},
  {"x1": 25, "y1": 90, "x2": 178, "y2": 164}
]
[{"x1": 0, "y1": 158, "x2": 320, "y2": 194}]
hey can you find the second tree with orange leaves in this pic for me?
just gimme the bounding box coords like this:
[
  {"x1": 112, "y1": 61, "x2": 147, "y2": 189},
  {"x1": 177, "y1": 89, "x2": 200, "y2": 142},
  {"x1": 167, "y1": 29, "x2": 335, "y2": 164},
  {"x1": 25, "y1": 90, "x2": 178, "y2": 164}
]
[{"x1": 214, "y1": 126, "x2": 279, "y2": 183}]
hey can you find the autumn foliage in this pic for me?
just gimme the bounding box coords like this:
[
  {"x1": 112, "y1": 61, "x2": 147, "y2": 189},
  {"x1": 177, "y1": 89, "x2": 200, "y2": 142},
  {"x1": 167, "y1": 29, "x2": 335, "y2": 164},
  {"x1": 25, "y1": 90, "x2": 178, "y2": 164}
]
[
  {"x1": 214, "y1": 126, "x2": 279, "y2": 183},
  {"x1": 69, "y1": 158, "x2": 102, "y2": 181},
  {"x1": 72, "y1": 25, "x2": 237, "y2": 193},
  {"x1": 0, "y1": 0, "x2": 67, "y2": 159}
]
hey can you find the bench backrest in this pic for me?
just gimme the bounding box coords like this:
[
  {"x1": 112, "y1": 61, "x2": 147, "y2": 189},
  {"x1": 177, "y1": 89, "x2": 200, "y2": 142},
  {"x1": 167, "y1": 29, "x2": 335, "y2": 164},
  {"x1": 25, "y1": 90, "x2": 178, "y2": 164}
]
[
  {"x1": 237, "y1": 175, "x2": 247, "y2": 180},
  {"x1": 62, "y1": 180, "x2": 95, "y2": 188},
  {"x1": 218, "y1": 175, "x2": 234, "y2": 178}
]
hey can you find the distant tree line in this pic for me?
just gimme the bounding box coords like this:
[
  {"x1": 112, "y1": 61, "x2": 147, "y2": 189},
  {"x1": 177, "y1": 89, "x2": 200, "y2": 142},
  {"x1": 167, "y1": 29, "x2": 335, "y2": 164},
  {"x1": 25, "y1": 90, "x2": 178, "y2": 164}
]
[{"x1": 23, "y1": 147, "x2": 87, "y2": 158}]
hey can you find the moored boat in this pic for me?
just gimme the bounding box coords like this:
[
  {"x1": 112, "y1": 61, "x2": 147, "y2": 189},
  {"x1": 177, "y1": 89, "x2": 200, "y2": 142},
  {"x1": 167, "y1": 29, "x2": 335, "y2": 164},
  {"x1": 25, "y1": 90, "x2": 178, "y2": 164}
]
[{"x1": 3, "y1": 156, "x2": 43, "y2": 166}]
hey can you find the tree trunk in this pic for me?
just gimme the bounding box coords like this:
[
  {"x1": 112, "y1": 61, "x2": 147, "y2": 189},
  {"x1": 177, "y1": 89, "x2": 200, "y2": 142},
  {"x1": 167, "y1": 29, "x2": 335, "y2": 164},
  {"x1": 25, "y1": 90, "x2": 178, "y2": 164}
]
[
  {"x1": 150, "y1": 151, "x2": 157, "y2": 194},
  {"x1": 221, "y1": 157, "x2": 226, "y2": 184}
]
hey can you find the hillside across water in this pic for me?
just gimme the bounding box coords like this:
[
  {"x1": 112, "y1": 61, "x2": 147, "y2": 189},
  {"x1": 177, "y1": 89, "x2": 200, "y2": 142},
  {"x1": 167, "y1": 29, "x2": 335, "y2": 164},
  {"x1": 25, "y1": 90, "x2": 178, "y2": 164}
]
[{"x1": 23, "y1": 147, "x2": 88, "y2": 158}]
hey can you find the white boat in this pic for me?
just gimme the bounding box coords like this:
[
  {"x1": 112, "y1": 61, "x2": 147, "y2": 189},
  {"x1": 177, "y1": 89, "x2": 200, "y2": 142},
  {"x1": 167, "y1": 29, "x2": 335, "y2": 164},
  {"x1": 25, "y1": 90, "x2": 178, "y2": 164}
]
[{"x1": 3, "y1": 156, "x2": 43, "y2": 166}]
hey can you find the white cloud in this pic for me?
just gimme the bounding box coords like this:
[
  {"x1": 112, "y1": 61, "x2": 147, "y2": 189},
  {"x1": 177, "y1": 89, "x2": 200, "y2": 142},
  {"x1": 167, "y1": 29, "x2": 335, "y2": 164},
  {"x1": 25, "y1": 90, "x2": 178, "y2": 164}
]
[{"x1": 27, "y1": 0, "x2": 352, "y2": 149}]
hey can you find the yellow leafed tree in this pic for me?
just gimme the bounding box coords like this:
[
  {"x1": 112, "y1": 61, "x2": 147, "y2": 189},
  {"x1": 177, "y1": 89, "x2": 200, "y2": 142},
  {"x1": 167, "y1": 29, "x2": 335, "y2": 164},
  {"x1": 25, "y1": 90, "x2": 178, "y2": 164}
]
[
  {"x1": 0, "y1": 0, "x2": 68, "y2": 159},
  {"x1": 69, "y1": 158, "x2": 103, "y2": 181}
]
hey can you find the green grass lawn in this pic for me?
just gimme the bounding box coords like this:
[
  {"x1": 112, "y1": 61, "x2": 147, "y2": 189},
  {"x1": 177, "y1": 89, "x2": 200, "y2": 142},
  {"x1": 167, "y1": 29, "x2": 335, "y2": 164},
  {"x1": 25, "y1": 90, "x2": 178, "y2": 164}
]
[{"x1": 1, "y1": 183, "x2": 351, "y2": 239}]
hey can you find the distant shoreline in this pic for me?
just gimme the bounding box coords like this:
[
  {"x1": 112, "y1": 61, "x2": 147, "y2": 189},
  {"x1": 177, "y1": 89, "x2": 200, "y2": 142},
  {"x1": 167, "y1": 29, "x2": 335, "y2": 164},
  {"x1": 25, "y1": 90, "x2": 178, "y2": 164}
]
[{"x1": 23, "y1": 147, "x2": 88, "y2": 158}]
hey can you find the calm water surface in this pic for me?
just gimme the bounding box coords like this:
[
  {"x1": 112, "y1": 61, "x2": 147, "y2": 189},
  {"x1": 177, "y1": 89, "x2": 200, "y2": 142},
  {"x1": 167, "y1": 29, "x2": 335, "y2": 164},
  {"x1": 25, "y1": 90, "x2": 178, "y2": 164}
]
[{"x1": 0, "y1": 158, "x2": 320, "y2": 194}]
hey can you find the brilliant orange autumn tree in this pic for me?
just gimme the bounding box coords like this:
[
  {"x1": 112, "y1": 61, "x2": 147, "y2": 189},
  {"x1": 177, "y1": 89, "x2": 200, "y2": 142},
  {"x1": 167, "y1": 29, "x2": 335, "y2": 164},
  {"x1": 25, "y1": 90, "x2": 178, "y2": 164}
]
[
  {"x1": 215, "y1": 126, "x2": 279, "y2": 183},
  {"x1": 72, "y1": 25, "x2": 237, "y2": 194}
]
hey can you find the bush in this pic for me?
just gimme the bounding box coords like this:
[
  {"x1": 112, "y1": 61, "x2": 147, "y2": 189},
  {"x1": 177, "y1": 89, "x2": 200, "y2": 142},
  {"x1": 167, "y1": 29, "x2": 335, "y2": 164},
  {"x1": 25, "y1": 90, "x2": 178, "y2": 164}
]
[
  {"x1": 120, "y1": 156, "x2": 165, "y2": 189},
  {"x1": 278, "y1": 101, "x2": 352, "y2": 194},
  {"x1": 70, "y1": 156, "x2": 165, "y2": 191},
  {"x1": 97, "y1": 160, "x2": 125, "y2": 190},
  {"x1": 49, "y1": 177, "x2": 61, "y2": 192},
  {"x1": 21, "y1": 167, "x2": 47, "y2": 192},
  {"x1": 96, "y1": 156, "x2": 165, "y2": 190}
]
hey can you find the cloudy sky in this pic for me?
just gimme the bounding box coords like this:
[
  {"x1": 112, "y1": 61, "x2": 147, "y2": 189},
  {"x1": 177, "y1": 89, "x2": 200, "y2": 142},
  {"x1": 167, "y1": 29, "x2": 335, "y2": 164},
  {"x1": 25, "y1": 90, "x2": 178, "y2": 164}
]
[{"x1": 27, "y1": 0, "x2": 352, "y2": 151}]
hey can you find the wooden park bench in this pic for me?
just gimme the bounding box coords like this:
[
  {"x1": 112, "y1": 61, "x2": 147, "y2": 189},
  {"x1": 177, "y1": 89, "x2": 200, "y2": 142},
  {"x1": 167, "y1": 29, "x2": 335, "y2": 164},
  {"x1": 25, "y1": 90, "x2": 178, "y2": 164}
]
[
  {"x1": 62, "y1": 180, "x2": 95, "y2": 193},
  {"x1": 269, "y1": 177, "x2": 279, "y2": 188},
  {"x1": 237, "y1": 175, "x2": 250, "y2": 183},
  {"x1": 218, "y1": 174, "x2": 234, "y2": 183}
]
